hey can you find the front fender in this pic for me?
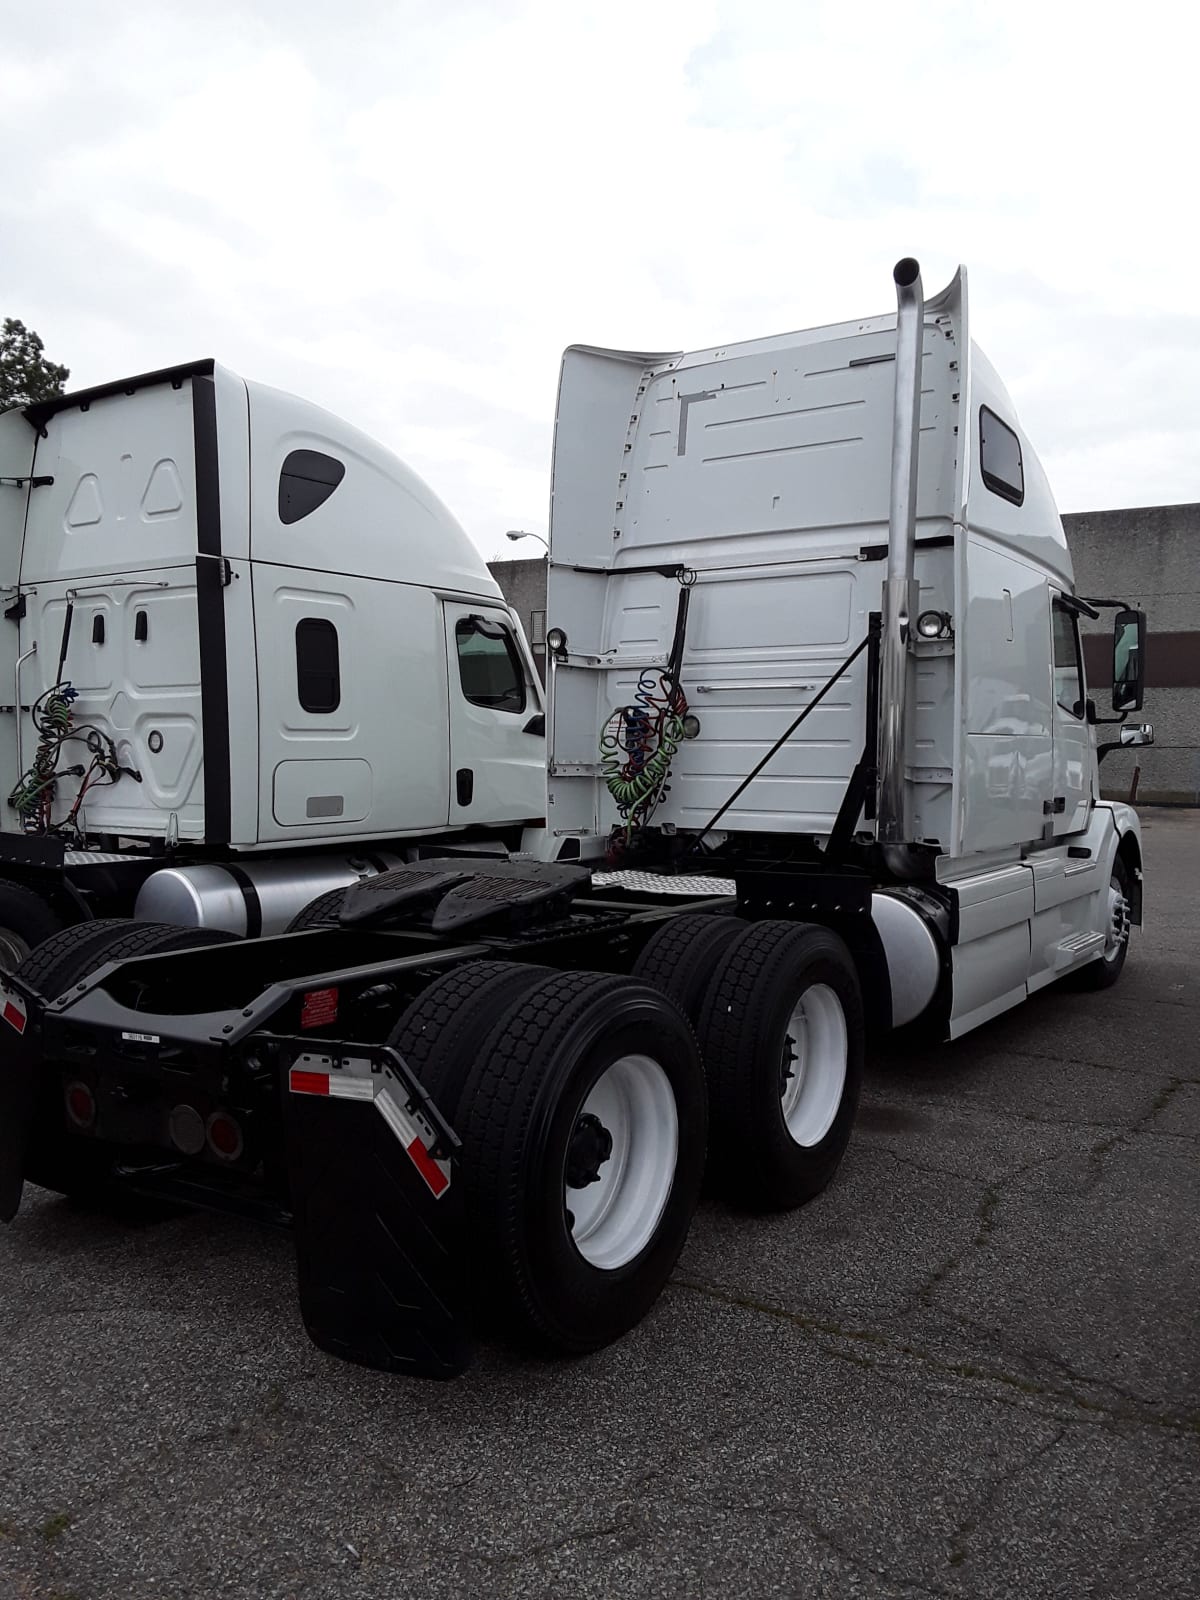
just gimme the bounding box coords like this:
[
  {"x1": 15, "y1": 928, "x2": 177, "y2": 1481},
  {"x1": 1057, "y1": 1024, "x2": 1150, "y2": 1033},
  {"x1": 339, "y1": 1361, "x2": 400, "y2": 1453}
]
[{"x1": 1098, "y1": 802, "x2": 1144, "y2": 925}]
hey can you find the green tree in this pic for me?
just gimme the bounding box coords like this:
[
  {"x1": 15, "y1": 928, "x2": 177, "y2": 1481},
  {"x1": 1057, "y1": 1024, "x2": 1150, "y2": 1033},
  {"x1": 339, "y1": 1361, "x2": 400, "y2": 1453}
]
[{"x1": 0, "y1": 319, "x2": 69, "y2": 410}]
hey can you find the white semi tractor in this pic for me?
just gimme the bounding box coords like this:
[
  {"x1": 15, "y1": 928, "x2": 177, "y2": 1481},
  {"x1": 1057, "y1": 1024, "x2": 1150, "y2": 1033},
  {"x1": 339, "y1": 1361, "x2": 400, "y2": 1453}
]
[
  {"x1": 0, "y1": 261, "x2": 1153, "y2": 1378},
  {"x1": 0, "y1": 361, "x2": 548, "y2": 966}
]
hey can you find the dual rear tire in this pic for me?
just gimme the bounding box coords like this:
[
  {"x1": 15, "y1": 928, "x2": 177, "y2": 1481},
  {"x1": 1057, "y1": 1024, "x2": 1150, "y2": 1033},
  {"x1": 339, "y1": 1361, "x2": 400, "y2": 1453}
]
[
  {"x1": 386, "y1": 914, "x2": 862, "y2": 1358},
  {"x1": 389, "y1": 963, "x2": 707, "y2": 1353},
  {"x1": 635, "y1": 913, "x2": 864, "y2": 1210}
]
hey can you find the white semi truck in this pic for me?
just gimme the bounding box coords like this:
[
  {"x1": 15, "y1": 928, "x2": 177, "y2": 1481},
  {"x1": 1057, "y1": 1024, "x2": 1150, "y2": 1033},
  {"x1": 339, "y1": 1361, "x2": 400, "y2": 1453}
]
[
  {"x1": 0, "y1": 361, "x2": 547, "y2": 966},
  {"x1": 0, "y1": 260, "x2": 1153, "y2": 1379}
]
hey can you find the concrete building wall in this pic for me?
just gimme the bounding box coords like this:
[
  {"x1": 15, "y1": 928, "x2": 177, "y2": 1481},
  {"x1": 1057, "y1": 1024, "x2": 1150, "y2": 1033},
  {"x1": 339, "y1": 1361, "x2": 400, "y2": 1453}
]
[
  {"x1": 1064, "y1": 503, "x2": 1199, "y2": 805},
  {"x1": 492, "y1": 502, "x2": 1199, "y2": 804},
  {"x1": 489, "y1": 556, "x2": 548, "y2": 678}
]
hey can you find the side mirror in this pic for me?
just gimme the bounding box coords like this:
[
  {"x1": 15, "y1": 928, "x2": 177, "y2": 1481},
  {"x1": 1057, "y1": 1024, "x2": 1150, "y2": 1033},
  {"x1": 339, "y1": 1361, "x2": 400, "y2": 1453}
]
[
  {"x1": 1097, "y1": 721, "x2": 1154, "y2": 764},
  {"x1": 1112, "y1": 609, "x2": 1146, "y2": 712}
]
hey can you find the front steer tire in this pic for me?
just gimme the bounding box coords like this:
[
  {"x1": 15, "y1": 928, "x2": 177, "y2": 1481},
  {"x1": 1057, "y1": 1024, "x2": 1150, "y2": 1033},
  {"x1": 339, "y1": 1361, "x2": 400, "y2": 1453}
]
[
  {"x1": 453, "y1": 971, "x2": 707, "y2": 1355},
  {"x1": 1066, "y1": 856, "x2": 1133, "y2": 992}
]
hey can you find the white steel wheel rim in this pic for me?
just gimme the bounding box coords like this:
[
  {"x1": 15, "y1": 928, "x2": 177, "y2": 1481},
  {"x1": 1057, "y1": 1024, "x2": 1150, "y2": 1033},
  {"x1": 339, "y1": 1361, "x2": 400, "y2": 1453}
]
[
  {"x1": 780, "y1": 983, "x2": 848, "y2": 1147},
  {"x1": 565, "y1": 1054, "x2": 678, "y2": 1272},
  {"x1": 0, "y1": 927, "x2": 30, "y2": 973},
  {"x1": 1103, "y1": 876, "x2": 1130, "y2": 961}
]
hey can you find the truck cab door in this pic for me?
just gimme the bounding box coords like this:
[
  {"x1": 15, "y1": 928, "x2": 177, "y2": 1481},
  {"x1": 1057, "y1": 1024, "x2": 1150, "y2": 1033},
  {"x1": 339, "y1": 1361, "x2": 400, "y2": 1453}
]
[
  {"x1": 1049, "y1": 597, "x2": 1091, "y2": 836},
  {"x1": 444, "y1": 602, "x2": 545, "y2": 827}
]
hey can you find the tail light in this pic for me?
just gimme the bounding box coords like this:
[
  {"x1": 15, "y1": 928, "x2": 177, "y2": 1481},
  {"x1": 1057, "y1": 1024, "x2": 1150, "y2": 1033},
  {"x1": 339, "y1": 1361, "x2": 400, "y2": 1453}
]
[
  {"x1": 206, "y1": 1111, "x2": 244, "y2": 1163},
  {"x1": 65, "y1": 1081, "x2": 96, "y2": 1130}
]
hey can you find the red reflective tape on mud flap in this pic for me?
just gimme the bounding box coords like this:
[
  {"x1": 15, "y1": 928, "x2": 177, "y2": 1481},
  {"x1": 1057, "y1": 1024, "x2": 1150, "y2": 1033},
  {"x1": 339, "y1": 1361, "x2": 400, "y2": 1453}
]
[
  {"x1": 405, "y1": 1134, "x2": 450, "y2": 1198},
  {"x1": 289, "y1": 1068, "x2": 330, "y2": 1096},
  {"x1": 287, "y1": 1063, "x2": 452, "y2": 1199},
  {"x1": 375, "y1": 1085, "x2": 452, "y2": 1199},
  {"x1": 2, "y1": 994, "x2": 27, "y2": 1036}
]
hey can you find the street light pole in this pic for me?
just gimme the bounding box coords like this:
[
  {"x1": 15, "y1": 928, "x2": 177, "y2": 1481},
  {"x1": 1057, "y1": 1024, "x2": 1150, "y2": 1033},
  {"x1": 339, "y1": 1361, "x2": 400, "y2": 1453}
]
[{"x1": 505, "y1": 529, "x2": 549, "y2": 553}]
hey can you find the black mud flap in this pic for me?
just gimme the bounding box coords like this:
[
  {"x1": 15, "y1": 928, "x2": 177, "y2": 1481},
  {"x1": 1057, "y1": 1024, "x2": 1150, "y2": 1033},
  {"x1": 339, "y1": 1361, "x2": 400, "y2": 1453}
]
[
  {"x1": 279, "y1": 1044, "x2": 472, "y2": 1380},
  {"x1": 0, "y1": 975, "x2": 42, "y2": 1223}
]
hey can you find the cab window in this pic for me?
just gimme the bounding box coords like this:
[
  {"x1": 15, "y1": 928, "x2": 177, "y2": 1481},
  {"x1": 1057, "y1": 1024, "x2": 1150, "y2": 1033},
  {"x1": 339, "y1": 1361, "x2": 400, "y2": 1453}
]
[
  {"x1": 1052, "y1": 601, "x2": 1084, "y2": 719},
  {"x1": 455, "y1": 618, "x2": 526, "y2": 713},
  {"x1": 295, "y1": 617, "x2": 340, "y2": 713}
]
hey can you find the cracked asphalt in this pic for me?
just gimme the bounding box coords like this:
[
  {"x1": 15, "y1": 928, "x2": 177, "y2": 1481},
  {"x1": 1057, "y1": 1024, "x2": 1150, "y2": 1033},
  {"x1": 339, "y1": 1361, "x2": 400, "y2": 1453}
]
[{"x1": 0, "y1": 808, "x2": 1196, "y2": 1599}]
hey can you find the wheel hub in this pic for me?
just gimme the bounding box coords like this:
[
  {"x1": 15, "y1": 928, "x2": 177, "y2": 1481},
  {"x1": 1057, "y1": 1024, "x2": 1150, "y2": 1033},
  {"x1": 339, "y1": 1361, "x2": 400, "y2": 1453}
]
[
  {"x1": 780, "y1": 1034, "x2": 799, "y2": 1092},
  {"x1": 1105, "y1": 883, "x2": 1131, "y2": 960},
  {"x1": 778, "y1": 984, "x2": 848, "y2": 1149},
  {"x1": 566, "y1": 1111, "x2": 614, "y2": 1189},
  {"x1": 564, "y1": 1053, "x2": 679, "y2": 1271}
]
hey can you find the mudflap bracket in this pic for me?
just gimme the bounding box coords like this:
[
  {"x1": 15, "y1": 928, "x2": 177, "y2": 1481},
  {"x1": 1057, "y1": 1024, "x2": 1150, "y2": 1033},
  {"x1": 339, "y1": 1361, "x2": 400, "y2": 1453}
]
[{"x1": 267, "y1": 1035, "x2": 473, "y2": 1380}]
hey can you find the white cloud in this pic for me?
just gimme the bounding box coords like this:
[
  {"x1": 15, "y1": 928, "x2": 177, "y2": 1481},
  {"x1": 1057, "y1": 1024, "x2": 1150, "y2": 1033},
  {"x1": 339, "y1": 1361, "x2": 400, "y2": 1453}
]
[{"x1": 2, "y1": 0, "x2": 1197, "y2": 547}]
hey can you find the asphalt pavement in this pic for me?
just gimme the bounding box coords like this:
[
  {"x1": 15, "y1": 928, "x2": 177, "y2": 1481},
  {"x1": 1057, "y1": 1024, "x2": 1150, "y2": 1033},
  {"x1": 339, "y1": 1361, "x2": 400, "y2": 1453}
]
[{"x1": 0, "y1": 809, "x2": 1196, "y2": 1599}]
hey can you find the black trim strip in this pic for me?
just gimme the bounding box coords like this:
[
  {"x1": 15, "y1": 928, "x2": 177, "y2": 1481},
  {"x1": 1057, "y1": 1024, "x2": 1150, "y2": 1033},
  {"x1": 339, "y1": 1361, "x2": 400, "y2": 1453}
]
[
  {"x1": 192, "y1": 375, "x2": 232, "y2": 846},
  {"x1": 1057, "y1": 593, "x2": 1100, "y2": 620},
  {"x1": 858, "y1": 533, "x2": 955, "y2": 562},
  {"x1": 23, "y1": 360, "x2": 216, "y2": 429},
  {"x1": 223, "y1": 863, "x2": 263, "y2": 938}
]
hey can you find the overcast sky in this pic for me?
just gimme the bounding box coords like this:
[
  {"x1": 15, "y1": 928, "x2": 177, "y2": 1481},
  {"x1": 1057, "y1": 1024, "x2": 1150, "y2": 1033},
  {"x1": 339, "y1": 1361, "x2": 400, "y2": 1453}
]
[{"x1": 3, "y1": 0, "x2": 1197, "y2": 558}]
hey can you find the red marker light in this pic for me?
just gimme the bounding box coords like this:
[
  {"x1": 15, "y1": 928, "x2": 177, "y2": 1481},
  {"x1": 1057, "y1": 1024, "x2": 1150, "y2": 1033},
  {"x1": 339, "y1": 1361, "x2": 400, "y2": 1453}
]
[
  {"x1": 65, "y1": 1081, "x2": 96, "y2": 1129},
  {"x1": 206, "y1": 1111, "x2": 244, "y2": 1162}
]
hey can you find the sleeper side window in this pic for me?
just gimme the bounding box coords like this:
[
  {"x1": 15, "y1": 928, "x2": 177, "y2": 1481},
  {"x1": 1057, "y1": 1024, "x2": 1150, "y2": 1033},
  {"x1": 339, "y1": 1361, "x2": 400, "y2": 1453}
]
[
  {"x1": 279, "y1": 450, "x2": 346, "y2": 525},
  {"x1": 455, "y1": 618, "x2": 526, "y2": 714},
  {"x1": 296, "y1": 617, "x2": 340, "y2": 713},
  {"x1": 979, "y1": 407, "x2": 1024, "y2": 506},
  {"x1": 1052, "y1": 601, "x2": 1084, "y2": 719}
]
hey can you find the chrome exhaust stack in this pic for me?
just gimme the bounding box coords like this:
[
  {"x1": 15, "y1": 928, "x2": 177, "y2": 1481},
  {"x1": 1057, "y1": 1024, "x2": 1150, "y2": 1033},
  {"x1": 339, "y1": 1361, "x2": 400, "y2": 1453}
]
[{"x1": 876, "y1": 257, "x2": 924, "y2": 847}]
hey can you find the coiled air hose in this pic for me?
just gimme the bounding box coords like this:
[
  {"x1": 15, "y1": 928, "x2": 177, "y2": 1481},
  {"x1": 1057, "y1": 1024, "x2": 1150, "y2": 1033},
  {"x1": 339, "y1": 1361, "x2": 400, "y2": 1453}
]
[{"x1": 599, "y1": 668, "x2": 687, "y2": 838}]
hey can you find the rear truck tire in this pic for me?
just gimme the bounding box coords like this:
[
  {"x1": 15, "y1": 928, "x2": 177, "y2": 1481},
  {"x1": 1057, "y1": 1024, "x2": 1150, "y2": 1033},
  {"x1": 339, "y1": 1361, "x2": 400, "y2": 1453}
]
[
  {"x1": 631, "y1": 912, "x2": 747, "y2": 1022},
  {"x1": 697, "y1": 920, "x2": 864, "y2": 1211},
  {"x1": 453, "y1": 971, "x2": 707, "y2": 1354},
  {"x1": 0, "y1": 880, "x2": 66, "y2": 973},
  {"x1": 16, "y1": 920, "x2": 240, "y2": 1201},
  {"x1": 286, "y1": 887, "x2": 350, "y2": 932},
  {"x1": 16, "y1": 917, "x2": 149, "y2": 1000},
  {"x1": 387, "y1": 960, "x2": 554, "y2": 1116},
  {"x1": 1067, "y1": 855, "x2": 1133, "y2": 991},
  {"x1": 16, "y1": 918, "x2": 239, "y2": 1002}
]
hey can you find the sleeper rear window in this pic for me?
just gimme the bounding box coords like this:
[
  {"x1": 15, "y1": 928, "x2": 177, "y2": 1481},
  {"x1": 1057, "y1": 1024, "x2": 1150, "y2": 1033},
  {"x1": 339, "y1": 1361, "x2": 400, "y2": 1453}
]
[
  {"x1": 279, "y1": 450, "x2": 346, "y2": 525},
  {"x1": 979, "y1": 407, "x2": 1024, "y2": 506}
]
